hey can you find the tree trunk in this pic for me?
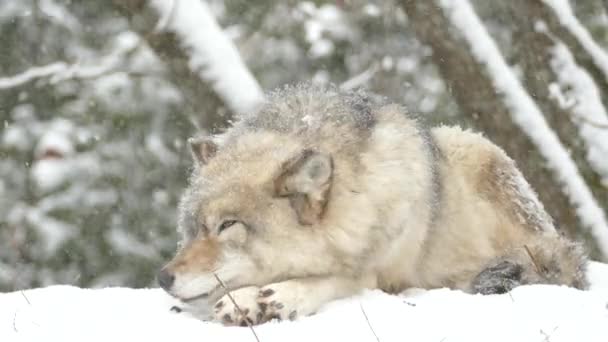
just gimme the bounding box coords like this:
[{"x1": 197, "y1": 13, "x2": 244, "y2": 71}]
[
  {"x1": 112, "y1": 0, "x2": 263, "y2": 132},
  {"x1": 400, "y1": 0, "x2": 584, "y2": 245},
  {"x1": 532, "y1": 0, "x2": 608, "y2": 109},
  {"x1": 500, "y1": 0, "x2": 608, "y2": 256}
]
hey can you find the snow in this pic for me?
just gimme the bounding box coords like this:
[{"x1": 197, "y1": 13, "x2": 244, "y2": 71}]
[
  {"x1": 25, "y1": 209, "x2": 76, "y2": 257},
  {"x1": 363, "y1": 4, "x2": 381, "y2": 17},
  {"x1": 549, "y1": 42, "x2": 608, "y2": 182},
  {"x1": 300, "y1": 2, "x2": 354, "y2": 59},
  {"x1": 1, "y1": 261, "x2": 608, "y2": 342},
  {"x1": 542, "y1": 0, "x2": 608, "y2": 82},
  {"x1": 148, "y1": 0, "x2": 264, "y2": 115},
  {"x1": 340, "y1": 63, "x2": 379, "y2": 90},
  {"x1": 34, "y1": 120, "x2": 75, "y2": 159},
  {"x1": 2, "y1": 125, "x2": 29, "y2": 152},
  {"x1": 30, "y1": 159, "x2": 72, "y2": 192},
  {"x1": 438, "y1": 0, "x2": 608, "y2": 259},
  {"x1": 0, "y1": 1, "x2": 29, "y2": 23},
  {"x1": 30, "y1": 119, "x2": 76, "y2": 192},
  {"x1": 105, "y1": 228, "x2": 159, "y2": 259},
  {"x1": 38, "y1": 0, "x2": 80, "y2": 32},
  {"x1": 0, "y1": 63, "x2": 66, "y2": 90}
]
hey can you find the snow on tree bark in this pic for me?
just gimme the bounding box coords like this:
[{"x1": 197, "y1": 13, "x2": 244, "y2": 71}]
[
  {"x1": 112, "y1": 0, "x2": 264, "y2": 131},
  {"x1": 401, "y1": 0, "x2": 608, "y2": 259},
  {"x1": 534, "y1": 0, "x2": 608, "y2": 111},
  {"x1": 496, "y1": 0, "x2": 608, "y2": 257}
]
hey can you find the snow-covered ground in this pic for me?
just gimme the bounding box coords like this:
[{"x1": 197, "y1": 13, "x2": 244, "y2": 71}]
[{"x1": 2, "y1": 262, "x2": 608, "y2": 342}]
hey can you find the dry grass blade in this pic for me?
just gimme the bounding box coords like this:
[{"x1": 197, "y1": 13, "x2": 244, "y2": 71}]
[
  {"x1": 213, "y1": 273, "x2": 260, "y2": 342},
  {"x1": 523, "y1": 245, "x2": 543, "y2": 275},
  {"x1": 359, "y1": 303, "x2": 380, "y2": 342}
]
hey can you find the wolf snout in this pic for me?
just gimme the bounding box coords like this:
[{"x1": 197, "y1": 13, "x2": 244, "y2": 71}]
[{"x1": 157, "y1": 268, "x2": 175, "y2": 291}]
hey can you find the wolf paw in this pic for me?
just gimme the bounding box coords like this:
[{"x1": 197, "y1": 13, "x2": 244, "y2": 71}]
[
  {"x1": 256, "y1": 282, "x2": 303, "y2": 322},
  {"x1": 213, "y1": 286, "x2": 262, "y2": 326}
]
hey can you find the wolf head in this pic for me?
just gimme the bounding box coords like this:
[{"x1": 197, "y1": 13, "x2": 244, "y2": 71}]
[
  {"x1": 157, "y1": 130, "x2": 338, "y2": 304},
  {"x1": 157, "y1": 85, "x2": 388, "y2": 306}
]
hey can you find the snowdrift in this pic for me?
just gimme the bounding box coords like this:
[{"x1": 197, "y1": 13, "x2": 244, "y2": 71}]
[{"x1": 2, "y1": 262, "x2": 608, "y2": 342}]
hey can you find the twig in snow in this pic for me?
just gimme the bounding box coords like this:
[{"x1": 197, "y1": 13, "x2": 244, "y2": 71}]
[
  {"x1": 507, "y1": 288, "x2": 515, "y2": 302},
  {"x1": 359, "y1": 303, "x2": 380, "y2": 342},
  {"x1": 13, "y1": 291, "x2": 35, "y2": 332},
  {"x1": 20, "y1": 291, "x2": 31, "y2": 305},
  {"x1": 403, "y1": 300, "x2": 416, "y2": 307},
  {"x1": 213, "y1": 273, "x2": 260, "y2": 342},
  {"x1": 540, "y1": 326, "x2": 559, "y2": 342}
]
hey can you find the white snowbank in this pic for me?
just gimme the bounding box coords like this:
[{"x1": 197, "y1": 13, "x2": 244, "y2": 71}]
[
  {"x1": 438, "y1": 0, "x2": 608, "y2": 259},
  {"x1": 2, "y1": 262, "x2": 608, "y2": 342},
  {"x1": 148, "y1": 0, "x2": 264, "y2": 115}
]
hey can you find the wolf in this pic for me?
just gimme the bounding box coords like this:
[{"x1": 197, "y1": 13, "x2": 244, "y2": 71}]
[{"x1": 157, "y1": 84, "x2": 588, "y2": 326}]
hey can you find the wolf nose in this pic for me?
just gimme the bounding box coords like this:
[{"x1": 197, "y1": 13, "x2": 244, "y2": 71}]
[{"x1": 157, "y1": 269, "x2": 175, "y2": 291}]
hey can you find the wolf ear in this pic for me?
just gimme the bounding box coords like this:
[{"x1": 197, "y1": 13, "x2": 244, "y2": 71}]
[
  {"x1": 275, "y1": 150, "x2": 333, "y2": 225},
  {"x1": 188, "y1": 137, "x2": 217, "y2": 166}
]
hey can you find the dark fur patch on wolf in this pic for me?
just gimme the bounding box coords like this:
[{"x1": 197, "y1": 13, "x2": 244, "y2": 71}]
[
  {"x1": 472, "y1": 260, "x2": 523, "y2": 295},
  {"x1": 420, "y1": 127, "x2": 443, "y2": 227}
]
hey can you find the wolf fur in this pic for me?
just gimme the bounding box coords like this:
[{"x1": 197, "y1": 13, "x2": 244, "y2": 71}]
[{"x1": 158, "y1": 84, "x2": 588, "y2": 326}]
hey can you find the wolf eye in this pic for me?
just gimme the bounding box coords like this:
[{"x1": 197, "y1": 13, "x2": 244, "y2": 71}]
[{"x1": 218, "y1": 220, "x2": 238, "y2": 234}]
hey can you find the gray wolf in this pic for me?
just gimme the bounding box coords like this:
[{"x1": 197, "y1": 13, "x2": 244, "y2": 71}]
[{"x1": 157, "y1": 84, "x2": 588, "y2": 326}]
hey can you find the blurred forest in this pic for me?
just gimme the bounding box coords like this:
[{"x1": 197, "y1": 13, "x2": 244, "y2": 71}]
[{"x1": 1, "y1": 0, "x2": 608, "y2": 291}]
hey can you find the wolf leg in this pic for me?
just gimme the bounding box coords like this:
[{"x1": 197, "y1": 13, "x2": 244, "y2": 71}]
[
  {"x1": 471, "y1": 234, "x2": 588, "y2": 295},
  {"x1": 257, "y1": 277, "x2": 362, "y2": 321},
  {"x1": 212, "y1": 276, "x2": 364, "y2": 325},
  {"x1": 256, "y1": 276, "x2": 365, "y2": 323}
]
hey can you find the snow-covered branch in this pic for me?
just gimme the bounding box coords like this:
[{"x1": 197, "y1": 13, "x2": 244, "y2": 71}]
[
  {"x1": 0, "y1": 35, "x2": 142, "y2": 90},
  {"x1": 117, "y1": 0, "x2": 264, "y2": 117},
  {"x1": 148, "y1": 0, "x2": 264, "y2": 115},
  {"x1": 541, "y1": 0, "x2": 608, "y2": 84},
  {"x1": 549, "y1": 43, "x2": 608, "y2": 180},
  {"x1": 437, "y1": 0, "x2": 608, "y2": 258}
]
